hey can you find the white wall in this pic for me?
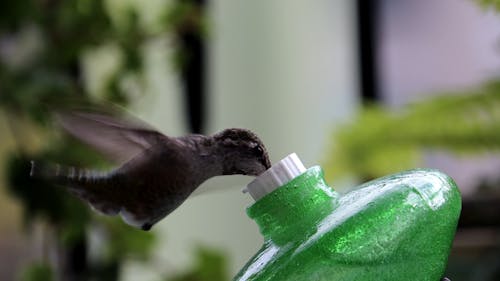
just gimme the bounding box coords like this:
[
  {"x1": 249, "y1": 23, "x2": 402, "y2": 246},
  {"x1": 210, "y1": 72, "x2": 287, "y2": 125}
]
[{"x1": 379, "y1": 0, "x2": 500, "y2": 107}]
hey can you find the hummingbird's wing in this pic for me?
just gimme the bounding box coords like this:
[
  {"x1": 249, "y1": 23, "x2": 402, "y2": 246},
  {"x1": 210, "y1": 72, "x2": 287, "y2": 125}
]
[{"x1": 56, "y1": 111, "x2": 168, "y2": 164}]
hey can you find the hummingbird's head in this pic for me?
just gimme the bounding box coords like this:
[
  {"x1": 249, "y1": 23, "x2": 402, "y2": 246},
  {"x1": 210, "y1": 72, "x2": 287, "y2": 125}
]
[{"x1": 213, "y1": 128, "x2": 271, "y2": 176}]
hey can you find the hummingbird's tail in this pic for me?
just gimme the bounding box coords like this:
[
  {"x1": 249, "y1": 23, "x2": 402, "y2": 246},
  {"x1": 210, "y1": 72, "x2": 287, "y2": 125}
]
[
  {"x1": 30, "y1": 161, "x2": 106, "y2": 186},
  {"x1": 29, "y1": 160, "x2": 56, "y2": 179},
  {"x1": 30, "y1": 160, "x2": 121, "y2": 216},
  {"x1": 29, "y1": 160, "x2": 58, "y2": 181}
]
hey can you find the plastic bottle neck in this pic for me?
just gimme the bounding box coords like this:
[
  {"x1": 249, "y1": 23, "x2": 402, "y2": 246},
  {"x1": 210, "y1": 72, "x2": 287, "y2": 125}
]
[{"x1": 247, "y1": 166, "x2": 338, "y2": 245}]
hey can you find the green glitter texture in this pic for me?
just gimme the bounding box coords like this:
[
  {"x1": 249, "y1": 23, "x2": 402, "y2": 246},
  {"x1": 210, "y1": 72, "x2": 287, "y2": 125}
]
[{"x1": 234, "y1": 167, "x2": 461, "y2": 281}]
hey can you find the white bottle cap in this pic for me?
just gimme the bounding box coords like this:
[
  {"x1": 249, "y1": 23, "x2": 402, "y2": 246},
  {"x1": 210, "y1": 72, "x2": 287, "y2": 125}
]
[{"x1": 244, "y1": 153, "x2": 307, "y2": 201}]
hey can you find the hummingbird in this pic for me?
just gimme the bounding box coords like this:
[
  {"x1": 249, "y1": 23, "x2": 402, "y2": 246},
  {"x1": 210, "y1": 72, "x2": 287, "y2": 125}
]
[{"x1": 30, "y1": 111, "x2": 271, "y2": 231}]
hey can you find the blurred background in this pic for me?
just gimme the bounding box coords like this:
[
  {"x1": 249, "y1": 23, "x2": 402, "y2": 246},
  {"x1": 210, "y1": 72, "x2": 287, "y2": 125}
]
[{"x1": 0, "y1": 0, "x2": 499, "y2": 280}]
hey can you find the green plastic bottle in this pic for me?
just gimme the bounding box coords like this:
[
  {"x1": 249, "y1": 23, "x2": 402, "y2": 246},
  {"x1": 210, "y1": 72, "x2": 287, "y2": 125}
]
[{"x1": 235, "y1": 154, "x2": 461, "y2": 281}]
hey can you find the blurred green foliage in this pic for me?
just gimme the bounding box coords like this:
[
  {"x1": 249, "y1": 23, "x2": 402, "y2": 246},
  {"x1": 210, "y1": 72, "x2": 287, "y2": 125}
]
[
  {"x1": 476, "y1": 0, "x2": 500, "y2": 10},
  {"x1": 324, "y1": 80, "x2": 500, "y2": 181},
  {"x1": 20, "y1": 263, "x2": 54, "y2": 281},
  {"x1": 165, "y1": 247, "x2": 229, "y2": 281},
  {"x1": 99, "y1": 216, "x2": 156, "y2": 261},
  {"x1": 0, "y1": 0, "x2": 157, "y2": 278},
  {"x1": 0, "y1": 0, "x2": 227, "y2": 280}
]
